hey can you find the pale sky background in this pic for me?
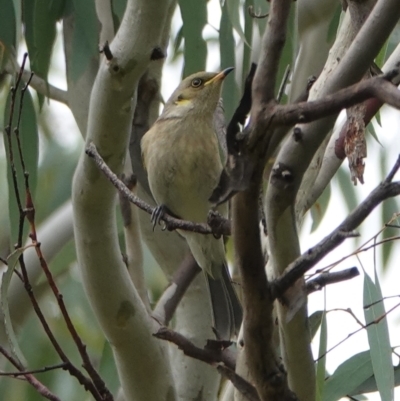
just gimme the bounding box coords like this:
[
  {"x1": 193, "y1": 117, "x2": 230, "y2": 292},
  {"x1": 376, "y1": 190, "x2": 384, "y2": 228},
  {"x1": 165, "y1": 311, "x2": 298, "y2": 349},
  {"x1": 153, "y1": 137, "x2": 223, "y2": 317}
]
[{"x1": 13, "y1": 2, "x2": 400, "y2": 399}]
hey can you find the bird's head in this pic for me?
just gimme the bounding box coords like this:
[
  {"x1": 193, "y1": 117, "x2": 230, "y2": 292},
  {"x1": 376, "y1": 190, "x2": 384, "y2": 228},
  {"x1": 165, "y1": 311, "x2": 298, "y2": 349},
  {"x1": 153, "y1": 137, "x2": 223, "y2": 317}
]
[{"x1": 163, "y1": 68, "x2": 234, "y2": 117}]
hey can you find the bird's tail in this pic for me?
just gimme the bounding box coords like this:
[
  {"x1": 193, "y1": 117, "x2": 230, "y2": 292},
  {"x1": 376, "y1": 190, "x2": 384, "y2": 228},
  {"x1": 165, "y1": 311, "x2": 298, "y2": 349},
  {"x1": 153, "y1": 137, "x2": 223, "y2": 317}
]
[{"x1": 205, "y1": 264, "x2": 242, "y2": 340}]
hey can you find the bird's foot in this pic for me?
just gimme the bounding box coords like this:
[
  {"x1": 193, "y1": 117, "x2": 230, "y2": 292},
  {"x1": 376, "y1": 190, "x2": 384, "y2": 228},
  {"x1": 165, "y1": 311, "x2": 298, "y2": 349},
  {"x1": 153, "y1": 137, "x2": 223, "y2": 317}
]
[
  {"x1": 151, "y1": 205, "x2": 166, "y2": 231},
  {"x1": 151, "y1": 204, "x2": 176, "y2": 231}
]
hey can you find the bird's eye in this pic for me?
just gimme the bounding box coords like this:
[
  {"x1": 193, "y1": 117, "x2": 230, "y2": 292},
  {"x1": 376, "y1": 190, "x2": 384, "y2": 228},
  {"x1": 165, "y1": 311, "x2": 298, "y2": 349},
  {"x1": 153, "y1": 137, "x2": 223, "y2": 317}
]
[{"x1": 191, "y1": 78, "x2": 203, "y2": 88}]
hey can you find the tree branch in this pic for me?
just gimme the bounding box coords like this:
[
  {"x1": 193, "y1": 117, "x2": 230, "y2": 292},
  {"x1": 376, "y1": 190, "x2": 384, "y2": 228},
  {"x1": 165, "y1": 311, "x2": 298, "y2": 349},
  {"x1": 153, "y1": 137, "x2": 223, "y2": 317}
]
[
  {"x1": 272, "y1": 155, "x2": 400, "y2": 298},
  {"x1": 154, "y1": 326, "x2": 261, "y2": 401},
  {"x1": 230, "y1": 2, "x2": 299, "y2": 400},
  {"x1": 71, "y1": 0, "x2": 178, "y2": 399},
  {"x1": 272, "y1": 72, "x2": 400, "y2": 126},
  {"x1": 305, "y1": 267, "x2": 360, "y2": 295}
]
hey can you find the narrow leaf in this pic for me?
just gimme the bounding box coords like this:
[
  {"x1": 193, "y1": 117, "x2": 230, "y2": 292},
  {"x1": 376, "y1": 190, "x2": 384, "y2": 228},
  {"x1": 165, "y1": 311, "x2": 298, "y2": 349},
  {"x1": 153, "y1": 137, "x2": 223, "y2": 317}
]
[
  {"x1": 99, "y1": 340, "x2": 120, "y2": 394},
  {"x1": 310, "y1": 182, "x2": 331, "y2": 232},
  {"x1": 23, "y1": 0, "x2": 66, "y2": 106},
  {"x1": 0, "y1": 0, "x2": 17, "y2": 69},
  {"x1": 69, "y1": 0, "x2": 99, "y2": 81},
  {"x1": 316, "y1": 312, "x2": 328, "y2": 401},
  {"x1": 380, "y1": 153, "x2": 398, "y2": 270},
  {"x1": 220, "y1": 1, "x2": 239, "y2": 121},
  {"x1": 324, "y1": 351, "x2": 374, "y2": 401},
  {"x1": 242, "y1": 0, "x2": 253, "y2": 85},
  {"x1": 178, "y1": 0, "x2": 207, "y2": 77},
  {"x1": 366, "y1": 122, "x2": 382, "y2": 146},
  {"x1": 336, "y1": 166, "x2": 358, "y2": 212},
  {"x1": 309, "y1": 310, "x2": 323, "y2": 340},
  {"x1": 363, "y1": 271, "x2": 394, "y2": 401}
]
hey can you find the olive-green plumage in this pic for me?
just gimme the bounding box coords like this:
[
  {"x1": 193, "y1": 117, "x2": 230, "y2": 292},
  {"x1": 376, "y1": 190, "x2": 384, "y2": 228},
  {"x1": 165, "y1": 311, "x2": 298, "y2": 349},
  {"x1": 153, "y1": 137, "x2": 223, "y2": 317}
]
[{"x1": 141, "y1": 68, "x2": 242, "y2": 338}]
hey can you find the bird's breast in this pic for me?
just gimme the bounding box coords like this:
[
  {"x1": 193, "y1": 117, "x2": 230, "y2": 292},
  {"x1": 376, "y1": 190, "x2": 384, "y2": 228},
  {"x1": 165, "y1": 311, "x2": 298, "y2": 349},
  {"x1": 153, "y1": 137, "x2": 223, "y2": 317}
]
[{"x1": 141, "y1": 117, "x2": 222, "y2": 222}]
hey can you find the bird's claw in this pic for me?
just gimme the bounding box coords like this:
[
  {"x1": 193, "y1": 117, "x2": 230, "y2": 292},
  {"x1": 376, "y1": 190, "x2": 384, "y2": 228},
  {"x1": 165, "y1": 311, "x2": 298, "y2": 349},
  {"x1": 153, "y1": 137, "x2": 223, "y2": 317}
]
[{"x1": 151, "y1": 205, "x2": 167, "y2": 231}]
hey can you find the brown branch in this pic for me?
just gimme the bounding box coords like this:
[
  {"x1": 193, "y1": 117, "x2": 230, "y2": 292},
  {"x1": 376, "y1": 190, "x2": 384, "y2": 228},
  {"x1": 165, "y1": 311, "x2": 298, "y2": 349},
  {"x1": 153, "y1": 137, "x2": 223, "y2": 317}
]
[
  {"x1": 229, "y1": 1, "x2": 299, "y2": 400},
  {"x1": 154, "y1": 326, "x2": 260, "y2": 400},
  {"x1": 252, "y1": 0, "x2": 292, "y2": 103},
  {"x1": 272, "y1": 155, "x2": 400, "y2": 299},
  {"x1": 306, "y1": 267, "x2": 360, "y2": 295},
  {"x1": 0, "y1": 362, "x2": 67, "y2": 376},
  {"x1": 86, "y1": 142, "x2": 231, "y2": 236},
  {"x1": 272, "y1": 72, "x2": 400, "y2": 127},
  {"x1": 154, "y1": 326, "x2": 236, "y2": 370}
]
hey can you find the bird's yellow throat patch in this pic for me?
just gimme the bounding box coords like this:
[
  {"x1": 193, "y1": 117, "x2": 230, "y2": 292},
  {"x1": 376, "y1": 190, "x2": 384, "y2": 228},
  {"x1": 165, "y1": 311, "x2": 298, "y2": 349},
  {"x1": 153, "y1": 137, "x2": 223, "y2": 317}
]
[{"x1": 174, "y1": 98, "x2": 192, "y2": 106}]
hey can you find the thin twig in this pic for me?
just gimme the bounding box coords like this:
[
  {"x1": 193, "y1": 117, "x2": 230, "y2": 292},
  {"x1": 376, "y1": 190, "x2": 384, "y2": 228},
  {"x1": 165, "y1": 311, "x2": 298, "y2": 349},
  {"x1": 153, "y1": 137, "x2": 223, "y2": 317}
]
[
  {"x1": 0, "y1": 362, "x2": 67, "y2": 376},
  {"x1": 317, "y1": 301, "x2": 400, "y2": 361},
  {"x1": 0, "y1": 346, "x2": 61, "y2": 401},
  {"x1": 5, "y1": 57, "x2": 109, "y2": 401}
]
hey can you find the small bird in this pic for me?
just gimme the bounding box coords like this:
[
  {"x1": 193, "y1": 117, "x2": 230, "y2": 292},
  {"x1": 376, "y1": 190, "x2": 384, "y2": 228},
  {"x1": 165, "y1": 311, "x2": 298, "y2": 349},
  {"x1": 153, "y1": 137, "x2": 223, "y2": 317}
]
[{"x1": 141, "y1": 68, "x2": 242, "y2": 339}]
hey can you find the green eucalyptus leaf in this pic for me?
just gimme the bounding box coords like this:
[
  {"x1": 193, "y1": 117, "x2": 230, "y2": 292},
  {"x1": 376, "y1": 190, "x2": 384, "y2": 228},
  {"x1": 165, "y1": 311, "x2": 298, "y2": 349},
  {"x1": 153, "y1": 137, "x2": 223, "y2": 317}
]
[
  {"x1": 220, "y1": 1, "x2": 239, "y2": 120},
  {"x1": 178, "y1": 0, "x2": 207, "y2": 77},
  {"x1": 326, "y1": 5, "x2": 341, "y2": 44},
  {"x1": 242, "y1": 0, "x2": 253, "y2": 85},
  {"x1": 0, "y1": 0, "x2": 17, "y2": 70},
  {"x1": 111, "y1": 0, "x2": 127, "y2": 31},
  {"x1": 99, "y1": 340, "x2": 120, "y2": 394},
  {"x1": 363, "y1": 271, "x2": 394, "y2": 401},
  {"x1": 366, "y1": 122, "x2": 382, "y2": 146},
  {"x1": 172, "y1": 25, "x2": 184, "y2": 62},
  {"x1": 23, "y1": 0, "x2": 66, "y2": 107},
  {"x1": 324, "y1": 351, "x2": 374, "y2": 401},
  {"x1": 310, "y1": 182, "x2": 331, "y2": 233},
  {"x1": 316, "y1": 312, "x2": 328, "y2": 401},
  {"x1": 380, "y1": 153, "x2": 398, "y2": 270},
  {"x1": 336, "y1": 166, "x2": 358, "y2": 212},
  {"x1": 375, "y1": 39, "x2": 389, "y2": 68},
  {"x1": 275, "y1": 5, "x2": 296, "y2": 101},
  {"x1": 352, "y1": 363, "x2": 400, "y2": 395},
  {"x1": 69, "y1": 0, "x2": 99, "y2": 82},
  {"x1": 309, "y1": 310, "x2": 324, "y2": 340}
]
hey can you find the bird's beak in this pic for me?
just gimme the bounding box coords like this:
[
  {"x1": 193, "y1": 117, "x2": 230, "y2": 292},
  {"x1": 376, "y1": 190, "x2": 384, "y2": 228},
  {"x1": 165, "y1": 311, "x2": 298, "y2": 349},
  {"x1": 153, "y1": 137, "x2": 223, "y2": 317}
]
[{"x1": 205, "y1": 67, "x2": 234, "y2": 86}]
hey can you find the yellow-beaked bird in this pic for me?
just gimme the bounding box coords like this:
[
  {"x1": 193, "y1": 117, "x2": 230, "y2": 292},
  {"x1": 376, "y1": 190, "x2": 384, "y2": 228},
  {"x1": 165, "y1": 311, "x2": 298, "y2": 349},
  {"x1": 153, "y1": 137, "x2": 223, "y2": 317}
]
[{"x1": 141, "y1": 68, "x2": 242, "y2": 339}]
